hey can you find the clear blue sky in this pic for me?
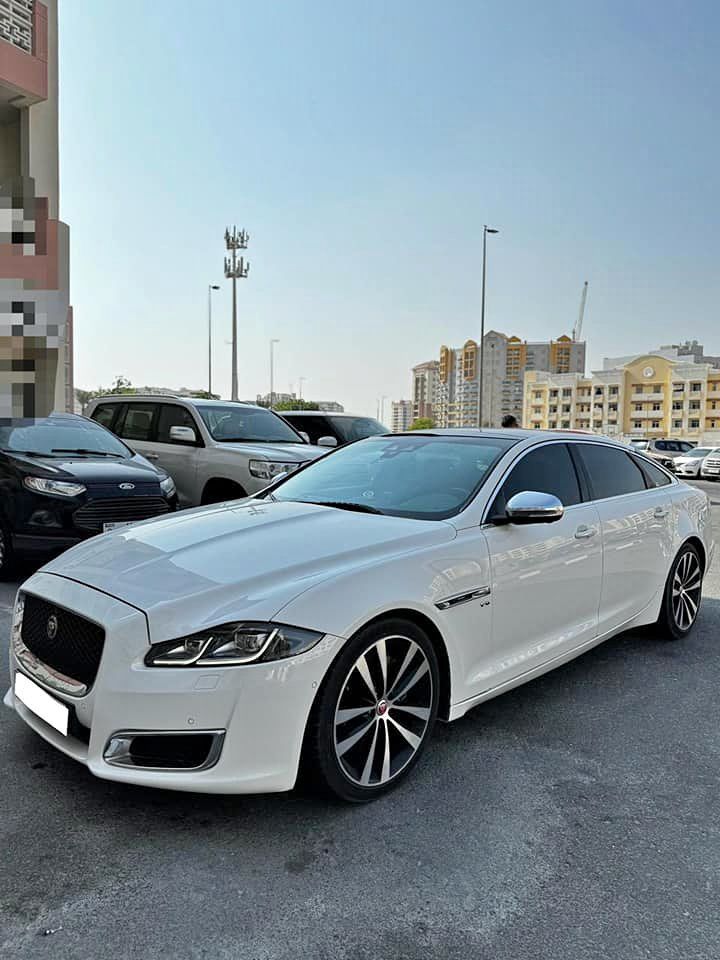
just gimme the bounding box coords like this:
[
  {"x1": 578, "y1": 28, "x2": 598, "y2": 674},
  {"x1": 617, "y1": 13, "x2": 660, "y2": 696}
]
[{"x1": 60, "y1": 0, "x2": 720, "y2": 416}]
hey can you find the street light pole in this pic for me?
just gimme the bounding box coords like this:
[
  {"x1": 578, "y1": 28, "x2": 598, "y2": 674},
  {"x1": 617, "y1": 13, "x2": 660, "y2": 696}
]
[
  {"x1": 477, "y1": 225, "x2": 499, "y2": 428},
  {"x1": 224, "y1": 226, "x2": 250, "y2": 401},
  {"x1": 269, "y1": 338, "x2": 279, "y2": 409},
  {"x1": 207, "y1": 284, "x2": 219, "y2": 396},
  {"x1": 298, "y1": 376, "x2": 306, "y2": 400}
]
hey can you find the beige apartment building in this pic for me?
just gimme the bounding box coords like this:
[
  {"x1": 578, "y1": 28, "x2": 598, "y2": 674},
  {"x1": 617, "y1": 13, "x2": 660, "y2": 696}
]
[
  {"x1": 524, "y1": 354, "x2": 720, "y2": 444},
  {"x1": 427, "y1": 332, "x2": 585, "y2": 428}
]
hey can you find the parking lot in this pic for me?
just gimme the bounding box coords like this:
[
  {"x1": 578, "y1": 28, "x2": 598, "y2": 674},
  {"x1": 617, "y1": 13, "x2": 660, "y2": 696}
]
[{"x1": 1, "y1": 480, "x2": 719, "y2": 960}]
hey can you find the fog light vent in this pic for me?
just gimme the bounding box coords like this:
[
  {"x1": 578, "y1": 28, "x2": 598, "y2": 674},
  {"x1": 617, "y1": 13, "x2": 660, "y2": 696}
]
[{"x1": 104, "y1": 730, "x2": 224, "y2": 771}]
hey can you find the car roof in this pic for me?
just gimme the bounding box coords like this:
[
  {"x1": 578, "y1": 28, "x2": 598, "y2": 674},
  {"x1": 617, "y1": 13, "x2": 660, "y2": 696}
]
[
  {"x1": 281, "y1": 410, "x2": 367, "y2": 418},
  {"x1": 88, "y1": 395, "x2": 266, "y2": 411},
  {"x1": 394, "y1": 427, "x2": 627, "y2": 445}
]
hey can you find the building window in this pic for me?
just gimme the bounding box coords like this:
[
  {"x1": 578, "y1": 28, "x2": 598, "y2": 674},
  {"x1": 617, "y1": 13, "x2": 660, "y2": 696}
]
[
  {"x1": 533, "y1": 391, "x2": 542, "y2": 400},
  {"x1": 652, "y1": 403, "x2": 661, "y2": 411},
  {"x1": 562, "y1": 388, "x2": 572, "y2": 398},
  {"x1": 633, "y1": 420, "x2": 642, "y2": 429},
  {"x1": 691, "y1": 382, "x2": 702, "y2": 392},
  {"x1": 609, "y1": 386, "x2": 618, "y2": 395},
  {"x1": 634, "y1": 404, "x2": 642, "y2": 412},
  {"x1": 534, "y1": 423, "x2": 541, "y2": 429},
  {"x1": 672, "y1": 401, "x2": 682, "y2": 411},
  {"x1": 651, "y1": 420, "x2": 660, "y2": 429},
  {"x1": 689, "y1": 419, "x2": 700, "y2": 429},
  {"x1": 562, "y1": 404, "x2": 571, "y2": 413},
  {"x1": 690, "y1": 400, "x2": 701, "y2": 410},
  {"x1": 550, "y1": 390, "x2": 558, "y2": 398}
]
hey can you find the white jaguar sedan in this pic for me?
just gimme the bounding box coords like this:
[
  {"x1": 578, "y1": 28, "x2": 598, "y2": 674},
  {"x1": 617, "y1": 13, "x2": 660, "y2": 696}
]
[{"x1": 5, "y1": 430, "x2": 714, "y2": 802}]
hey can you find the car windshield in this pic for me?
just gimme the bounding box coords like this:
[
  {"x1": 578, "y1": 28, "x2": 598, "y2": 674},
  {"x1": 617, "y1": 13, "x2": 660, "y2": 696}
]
[
  {"x1": 270, "y1": 434, "x2": 518, "y2": 520},
  {"x1": 0, "y1": 416, "x2": 131, "y2": 458},
  {"x1": 329, "y1": 416, "x2": 388, "y2": 443},
  {"x1": 196, "y1": 404, "x2": 305, "y2": 443}
]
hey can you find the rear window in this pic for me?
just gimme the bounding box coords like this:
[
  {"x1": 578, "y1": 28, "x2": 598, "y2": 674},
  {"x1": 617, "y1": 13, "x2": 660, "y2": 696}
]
[{"x1": 576, "y1": 444, "x2": 647, "y2": 500}]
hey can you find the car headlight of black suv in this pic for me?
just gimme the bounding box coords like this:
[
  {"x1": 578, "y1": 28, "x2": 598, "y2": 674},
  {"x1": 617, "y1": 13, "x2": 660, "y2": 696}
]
[{"x1": 145, "y1": 622, "x2": 324, "y2": 667}]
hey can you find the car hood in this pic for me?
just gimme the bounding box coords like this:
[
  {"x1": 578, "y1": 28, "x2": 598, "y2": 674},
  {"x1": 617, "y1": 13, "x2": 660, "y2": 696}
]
[
  {"x1": 213, "y1": 442, "x2": 326, "y2": 462},
  {"x1": 10, "y1": 453, "x2": 162, "y2": 483},
  {"x1": 42, "y1": 499, "x2": 455, "y2": 642}
]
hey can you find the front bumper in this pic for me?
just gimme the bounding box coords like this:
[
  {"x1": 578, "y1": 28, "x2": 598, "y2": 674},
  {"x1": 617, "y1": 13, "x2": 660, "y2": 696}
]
[{"x1": 5, "y1": 572, "x2": 341, "y2": 794}]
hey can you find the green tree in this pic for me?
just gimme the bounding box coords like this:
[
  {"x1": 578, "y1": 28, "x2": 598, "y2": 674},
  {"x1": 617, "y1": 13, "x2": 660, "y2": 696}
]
[
  {"x1": 274, "y1": 399, "x2": 320, "y2": 411},
  {"x1": 188, "y1": 390, "x2": 220, "y2": 400},
  {"x1": 75, "y1": 376, "x2": 135, "y2": 412},
  {"x1": 409, "y1": 417, "x2": 435, "y2": 430}
]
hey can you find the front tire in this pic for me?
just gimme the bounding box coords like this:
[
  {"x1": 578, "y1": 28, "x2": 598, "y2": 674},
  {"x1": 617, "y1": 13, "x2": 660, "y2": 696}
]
[
  {"x1": 656, "y1": 543, "x2": 703, "y2": 641},
  {"x1": 305, "y1": 618, "x2": 440, "y2": 802}
]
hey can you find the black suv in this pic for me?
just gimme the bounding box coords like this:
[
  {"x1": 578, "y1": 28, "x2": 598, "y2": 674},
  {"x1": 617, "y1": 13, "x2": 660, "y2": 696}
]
[{"x1": 0, "y1": 413, "x2": 178, "y2": 577}]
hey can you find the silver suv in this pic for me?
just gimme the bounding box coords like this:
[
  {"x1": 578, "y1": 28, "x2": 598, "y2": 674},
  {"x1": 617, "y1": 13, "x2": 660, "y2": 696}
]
[
  {"x1": 628, "y1": 438, "x2": 695, "y2": 471},
  {"x1": 85, "y1": 396, "x2": 327, "y2": 507}
]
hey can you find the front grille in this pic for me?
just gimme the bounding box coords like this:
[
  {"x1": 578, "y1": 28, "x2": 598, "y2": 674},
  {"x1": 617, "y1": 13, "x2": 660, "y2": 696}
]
[
  {"x1": 704, "y1": 458, "x2": 720, "y2": 468},
  {"x1": 21, "y1": 594, "x2": 105, "y2": 689},
  {"x1": 73, "y1": 496, "x2": 170, "y2": 532}
]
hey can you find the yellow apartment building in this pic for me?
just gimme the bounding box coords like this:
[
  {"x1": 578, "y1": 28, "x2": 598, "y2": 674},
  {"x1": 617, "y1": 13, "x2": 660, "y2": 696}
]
[{"x1": 524, "y1": 354, "x2": 720, "y2": 444}]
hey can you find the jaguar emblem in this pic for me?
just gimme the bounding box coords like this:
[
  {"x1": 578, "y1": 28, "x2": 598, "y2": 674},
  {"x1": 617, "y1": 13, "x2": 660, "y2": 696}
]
[
  {"x1": 118, "y1": 483, "x2": 135, "y2": 491},
  {"x1": 46, "y1": 614, "x2": 58, "y2": 641}
]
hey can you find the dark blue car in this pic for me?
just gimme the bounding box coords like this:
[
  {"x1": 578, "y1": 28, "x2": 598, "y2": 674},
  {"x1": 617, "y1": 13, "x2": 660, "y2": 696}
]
[{"x1": 0, "y1": 413, "x2": 178, "y2": 577}]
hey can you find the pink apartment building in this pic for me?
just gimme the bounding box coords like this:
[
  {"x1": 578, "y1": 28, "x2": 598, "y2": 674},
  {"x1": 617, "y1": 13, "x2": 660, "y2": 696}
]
[{"x1": 0, "y1": 0, "x2": 71, "y2": 418}]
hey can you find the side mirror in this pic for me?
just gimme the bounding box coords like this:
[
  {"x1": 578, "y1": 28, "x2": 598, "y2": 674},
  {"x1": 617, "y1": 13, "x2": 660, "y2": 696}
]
[
  {"x1": 317, "y1": 435, "x2": 338, "y2": 448},
  {"x1": 169, "y1": 425, "x2": 197, "y2": 444},
  {"x1": 505, "y1": 491, "x2": 564, "y2": 524},
  {"x1": 298, "y1": 431, "x2": 310, "y2": 444}
]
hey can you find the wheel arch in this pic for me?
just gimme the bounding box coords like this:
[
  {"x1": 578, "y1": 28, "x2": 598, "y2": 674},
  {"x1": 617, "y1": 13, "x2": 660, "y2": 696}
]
[
  {"x1": 200, "y1": 477, "x2": 247, "y2": 504},
  {"x1": 680, "y1": 534, "x2": 706, "y2": 574}
]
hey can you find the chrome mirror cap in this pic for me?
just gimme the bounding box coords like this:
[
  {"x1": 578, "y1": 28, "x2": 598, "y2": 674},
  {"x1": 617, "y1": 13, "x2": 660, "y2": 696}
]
[{"x1": 505, "y1": 491, "x2": 564, "y2": 524}]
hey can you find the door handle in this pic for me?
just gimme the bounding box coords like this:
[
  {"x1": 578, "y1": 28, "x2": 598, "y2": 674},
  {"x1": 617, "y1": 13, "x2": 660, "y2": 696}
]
[
  {"x1": 145, "y1": 453, "x2": 159, "y2": 461},
  {"x1": 574, "y1": 524, "x2": 597, "y2": 539},
  {"x1": 653, "y1": 506, "x2": 669, "y2": 519}
]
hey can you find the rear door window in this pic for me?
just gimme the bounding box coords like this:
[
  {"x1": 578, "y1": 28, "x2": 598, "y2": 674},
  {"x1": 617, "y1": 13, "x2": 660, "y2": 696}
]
[
  {"x1": 117, "y1": 403, "x2": 158, "y2": 442},
  {"x1": 575, "y1": 444, "x2": 648, "y2": 500}
]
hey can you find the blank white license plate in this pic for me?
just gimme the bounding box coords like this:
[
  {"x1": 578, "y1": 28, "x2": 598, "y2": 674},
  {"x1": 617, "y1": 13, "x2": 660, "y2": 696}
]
[
  {"x1": 103, "y1": 521, "x2": 133, "y2": 532},
  {"x1": 706, "y1": 467, "x2": 720, "y2": 474},
  {"x1": 14, "y1": 673, "x2": 69, "y2": 736}
]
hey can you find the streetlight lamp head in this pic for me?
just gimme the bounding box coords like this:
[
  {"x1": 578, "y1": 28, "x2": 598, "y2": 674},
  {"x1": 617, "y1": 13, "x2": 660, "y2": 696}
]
[
  {"x1": 486, "y1": 228, "x2": 499, "y2": 234},
  {"x1": 210, "y1": 284, "x2": 220, "y2": 290}
]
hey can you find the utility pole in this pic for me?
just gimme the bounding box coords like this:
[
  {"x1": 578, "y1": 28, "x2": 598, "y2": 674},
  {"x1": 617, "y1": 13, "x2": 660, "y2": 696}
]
[
  {"x1": 224, "y1": 226, "x2": 250, "y2": 401},
  {"x1": 269, "y1": 338, "x2": 279, "y2": 408},
  {"x1": 207, "y1": 284, "x2": 219, "y2": 396},
  {"x1": 477, "y1": 224, "x2": 499, "y2": 428}
]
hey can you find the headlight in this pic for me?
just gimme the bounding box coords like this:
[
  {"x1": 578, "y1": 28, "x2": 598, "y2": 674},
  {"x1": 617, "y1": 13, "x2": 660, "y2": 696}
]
[
  {"x1": 248, "y1": 460, "x2": 297, "y2": 480},
  {"x1": 144, "y1": 621, "x2": 324, "y2": 667},
  {"x1": 160, "y1": 475, "x2": 176, "y2": 496},
  {"x1": 24, "y1": 477, "x2": 86, "y2": 498}
]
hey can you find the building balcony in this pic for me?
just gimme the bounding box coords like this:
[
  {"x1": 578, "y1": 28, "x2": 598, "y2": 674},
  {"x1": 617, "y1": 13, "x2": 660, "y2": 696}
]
[
  {"x1": 630, "y1": 409, "x2": 665, "y2": 420},
  {"x1": 631, "y1": 391, "x2": 664, "y2": 401}
]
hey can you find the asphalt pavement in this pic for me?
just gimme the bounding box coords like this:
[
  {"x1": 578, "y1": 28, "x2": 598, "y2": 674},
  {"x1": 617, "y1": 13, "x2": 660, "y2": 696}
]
[{"x1": 1, "y1": 482, "x2": 719, "y2": 959}]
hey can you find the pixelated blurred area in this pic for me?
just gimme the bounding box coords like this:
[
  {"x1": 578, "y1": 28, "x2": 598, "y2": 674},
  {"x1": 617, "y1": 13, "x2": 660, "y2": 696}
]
[{"x1": 0, "y1": 0, "x2": 72, "y2": 419}]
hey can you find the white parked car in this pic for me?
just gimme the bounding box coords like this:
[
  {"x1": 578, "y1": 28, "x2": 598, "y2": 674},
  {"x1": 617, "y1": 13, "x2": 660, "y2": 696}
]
[
  {"x1": 85, "y1": 396, "x2": 327, "y2": 507},
  {"x1": 701, "y1": 450, "x2": 720, "y2": 480},
  {"x1": 5, "y1": 430, "x2": 714, "y2": 802},
  {"x1": 674, "y1": 446, "x2": 720, "y2": 479}
]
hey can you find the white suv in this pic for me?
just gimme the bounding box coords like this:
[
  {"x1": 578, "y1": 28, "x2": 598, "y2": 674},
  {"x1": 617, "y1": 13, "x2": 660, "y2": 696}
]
[{"x1": 85, "y1": 396, "x2": 327, "y2": 507}]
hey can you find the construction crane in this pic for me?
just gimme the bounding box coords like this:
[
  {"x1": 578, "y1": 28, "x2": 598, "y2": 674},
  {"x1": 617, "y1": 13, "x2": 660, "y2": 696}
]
[{"x1": 573, "y1": 281, "x2": 589, "y2": 341}]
